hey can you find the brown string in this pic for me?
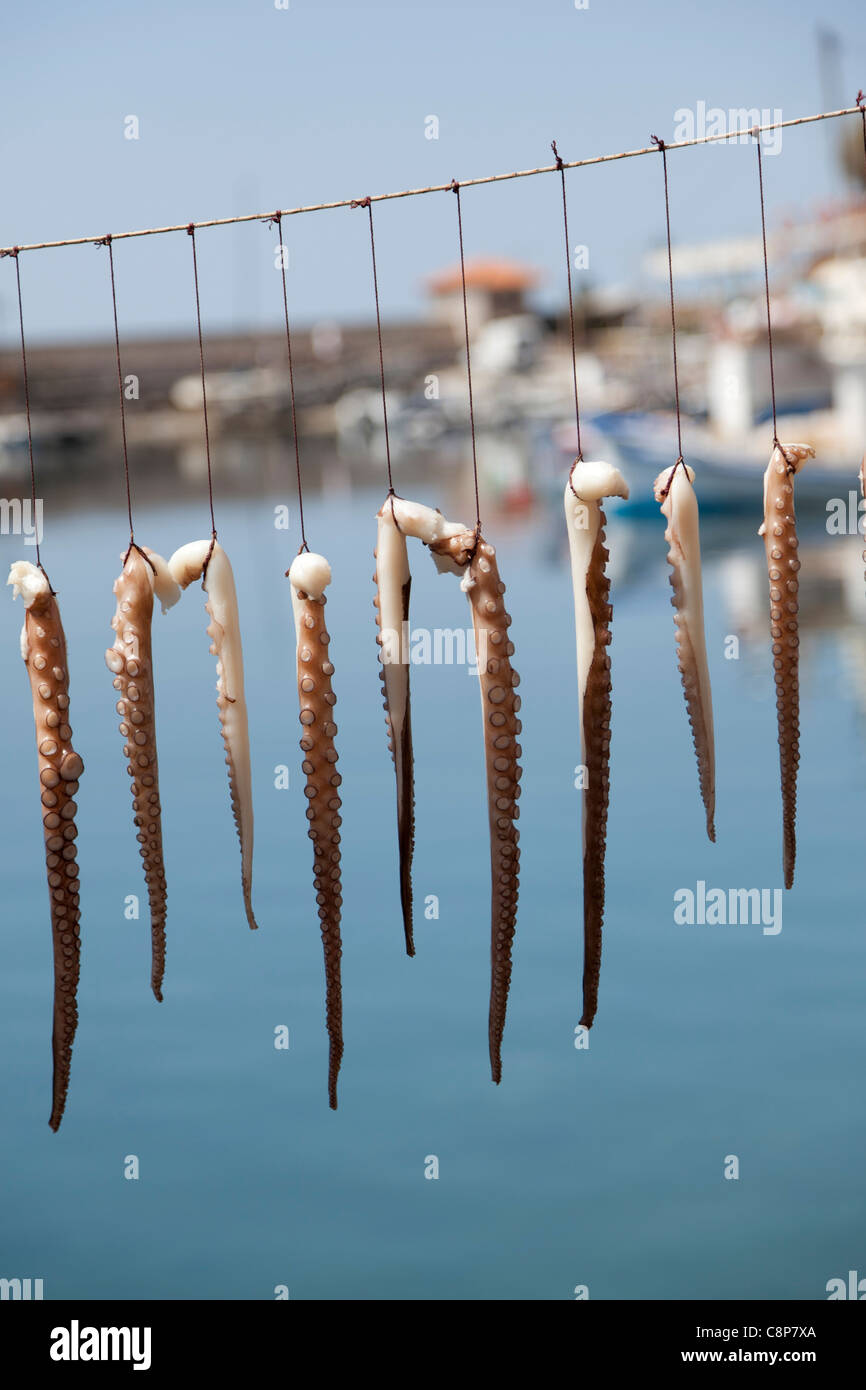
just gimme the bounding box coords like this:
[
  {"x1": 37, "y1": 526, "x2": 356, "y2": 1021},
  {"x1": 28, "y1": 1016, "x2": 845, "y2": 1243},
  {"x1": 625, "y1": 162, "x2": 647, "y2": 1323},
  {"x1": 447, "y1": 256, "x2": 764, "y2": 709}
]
[
  {"x1": 351, "y1": 196, "x2": 396, "y2": 498},
  {"x1": 268, "y1": 212, "x2": 308, "y2": 558},
  {"x1": 1, "y1": 248, "x2": 50, "y2": 585},
  {"x1": 186, "y1": 225, "x2": 218, "y2": 571},
  {"x1": 95, "y1": 234, "x2": 149, "y2": 567},
  {"x1": 551, "y1": 141, "x2": 583, "y2": 465},
  {"x1": 752, "y1": 132, "x2": 784, "y2": 456},
  {"x1": 449, "y1": 180, "x2": 481, "y2": 542},
  {"x1": 651, "y1": 137, "x2": 685, "y2": 486}
]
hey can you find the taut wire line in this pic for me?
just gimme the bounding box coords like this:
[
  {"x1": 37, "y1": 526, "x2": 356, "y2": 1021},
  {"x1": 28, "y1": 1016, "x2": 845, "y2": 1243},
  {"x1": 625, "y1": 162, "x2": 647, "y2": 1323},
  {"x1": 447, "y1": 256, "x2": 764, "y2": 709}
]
[
  {"x1": 450, "y1": 180, "x2": 481, "y2": 542},
  {"x1": 186, "y1": 224, "x2": 218, "y2": 572},
  {"x1": 0, "y1": 105, "x2": 861, "y2": 256},
  {"x1": 268, "y1": 212, "x2": 308, "y2": 557}
]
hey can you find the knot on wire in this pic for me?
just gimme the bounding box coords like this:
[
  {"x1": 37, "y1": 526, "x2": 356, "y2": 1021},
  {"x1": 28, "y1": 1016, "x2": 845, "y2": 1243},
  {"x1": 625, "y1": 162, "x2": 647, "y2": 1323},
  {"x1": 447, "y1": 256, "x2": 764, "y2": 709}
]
[
  {"x1": 856, "y1": 89, "x2": 865, "y2": 108},
  {"x1": 659, "y1": 456, "x2": 686, "y2": 498},
  {"x1": 266, "y1": 210, "x2": 282, "y2": 228},
  {"x1": 567, "y1": 456, "x2": 583, "y2": 499},
  {"x1": 186, "y1": 222, "x2": 196, "y2": 237},
  {"x1": 283, "y1": 539, "x2": 311, "y2": 576},
  {"x1": 350, "y1": 196, "x2": 371, "y2": 210},
  {"x1": 551, "y1": 139, "x2": 564, "y2": 171},
  {"x1": 0, "y1": 245, "x2": 20, "y2": 259},
  {"x1": 650, "y1": 134, "x2": 665, "y2": 152},
  {"x1": 95, "y1": 234, "x2": 112, "y2": 248},
  {"x1": 387, "y1": 488, "x2": 406, "y2": 536},
  {"x1": 123, "y1": 539, "x2": 157, "y2": 575},
  {"x1": 450, "y1": 179, "x2": 460, "y2": 194},
  {"x1": 200, "y1": 530, "x2": 218, "y2": 587},
  {"x1": 465, "y1": 518, "x2": 483, "y2": 564}
]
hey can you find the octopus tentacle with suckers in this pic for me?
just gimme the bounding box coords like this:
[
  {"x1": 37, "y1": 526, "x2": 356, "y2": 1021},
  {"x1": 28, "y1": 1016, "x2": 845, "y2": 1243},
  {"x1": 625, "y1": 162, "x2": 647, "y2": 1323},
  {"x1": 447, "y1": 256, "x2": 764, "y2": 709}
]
[
  {"x1": 653, "y1": 462, "x2": 716, "y2": 842},
  {"x1": 759, "y1": 441, "x2": 814, "y2": 889},
  {"x1": 374, "y1": 496, "x2": 521, "y2": 1082},
  {"x1": 288, "y1": 551, "x2": 344, "y2": 1109},
  {"x1": 564, "y1": 460, "x2": 629, "y2": 1029},
  {"x1": 9, "y1": 561, "x2": 85, "y2": 1131},
  {"x1": 105, "y1": 545, "x2": 180, "y2": 1000}
]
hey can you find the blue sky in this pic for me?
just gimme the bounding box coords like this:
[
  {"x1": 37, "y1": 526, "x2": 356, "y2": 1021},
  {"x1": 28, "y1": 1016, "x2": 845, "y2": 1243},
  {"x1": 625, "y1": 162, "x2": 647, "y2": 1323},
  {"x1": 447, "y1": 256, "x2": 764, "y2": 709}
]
[{"x1": 0, "y1": 0, "x2": 864, "y2": 343}]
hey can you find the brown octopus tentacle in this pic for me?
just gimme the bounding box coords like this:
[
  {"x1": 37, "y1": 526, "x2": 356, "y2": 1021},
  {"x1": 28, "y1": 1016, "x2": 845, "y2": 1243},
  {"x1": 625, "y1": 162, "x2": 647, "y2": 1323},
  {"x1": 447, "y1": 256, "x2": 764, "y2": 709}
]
[
  {"x1": 654, "y1": 465, "x2": 716, "y2": 842},
  {"x1": 579, "y1": 516, "x2": 612, "y2": 1029},
  {"x1": 431, "y1": 529, "x2": 521, "y2": 1083},
  {"x1": 9, "y1": 563, "x2": 84, "y2": 1131},
  {"x1": 373, "y1": 510, "x2": 415, "y2": 955},
  {"x1": 106, "y1": 549, "x2": 168, "y2": 1001},
  {"x1": 290, "y1": 555, "x2": 344, "y2": 1109},
  {"x1": 759, "y1": 442, "x2": 813, "y2": 890}
]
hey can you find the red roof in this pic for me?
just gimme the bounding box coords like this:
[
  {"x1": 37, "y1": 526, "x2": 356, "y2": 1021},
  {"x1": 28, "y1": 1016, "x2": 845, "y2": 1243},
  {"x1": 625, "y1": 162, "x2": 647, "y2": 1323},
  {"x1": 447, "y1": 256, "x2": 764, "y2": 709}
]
[{"x1": 427, "y1": 257, "x2": 541, "y2": 295}]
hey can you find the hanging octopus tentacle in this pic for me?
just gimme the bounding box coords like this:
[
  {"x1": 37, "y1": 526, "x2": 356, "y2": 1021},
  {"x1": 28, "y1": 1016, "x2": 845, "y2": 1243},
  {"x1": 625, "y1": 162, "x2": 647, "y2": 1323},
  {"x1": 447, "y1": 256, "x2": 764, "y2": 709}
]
[
  {"x1": 105, "y1": 546, "x2": 180, "y2": 1001},
  {"x1": 759, "y1": 442, "x2": 813, "y2": 889},
  {"x1": 8, "y1": 562, "x2": 84, "y2": 1131},
  {"x1": 387, "y1": 500, "x2": 521, "y2": 1081},
  {"x1": 169, "y1": 540, "x2": 258, "y2": 929},
  {"x1": 289, "y1": 553, "x2": 344, "y2": 1109},
  {"x1": 564, "y1": 461, "x2": 629, "y2": 1029},
  {"x1": 372, "y1": 497, "x2": 469, "y2": 952},
  {"x1": 373, "y1": 504, "x2": 415, "y2": 955},
  {"x1": 459, "y1": 537, "x2": 521, "y2": 1084},
  {"x1": 654, "y1": 464, "x2": 716, "y2": 841}
]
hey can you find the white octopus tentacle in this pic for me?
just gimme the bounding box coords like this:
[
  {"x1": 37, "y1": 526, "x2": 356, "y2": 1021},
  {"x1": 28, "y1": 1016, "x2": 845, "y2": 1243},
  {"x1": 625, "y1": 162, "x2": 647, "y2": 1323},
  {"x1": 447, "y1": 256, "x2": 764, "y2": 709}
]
[
  {"x1": 289, "y1": 552, "x2": 344, "y2": 1109},
  {"x1": 653, "y1": 463, "x2": 716, "y2": 841},
  {"x1": 169, "y1": 539, "x2": 258, "y2": 929},
  {"x1": 758, "y1": 442, "x2": 814, "y2": 889},
  {"x1": 564, "y1": 461, "x2": 629, "y2": 1029},
  {"x1": 8, "y1": 561, "x2": 85, "y2": 1131},
  {"x1": 373, "y1": 503, "x2": 415, "y2": 954},
  {"x1": 105, "y1": 545, "x2": 180, "y2": 1000},
  {"x1": 373, "y1": 497, "x2": 469, "y2": 955}
]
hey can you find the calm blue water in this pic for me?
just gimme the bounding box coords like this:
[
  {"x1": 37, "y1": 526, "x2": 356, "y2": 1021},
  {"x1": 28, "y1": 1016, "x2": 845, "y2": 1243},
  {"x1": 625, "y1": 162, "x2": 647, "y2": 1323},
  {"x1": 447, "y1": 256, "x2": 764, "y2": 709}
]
[{"x1": 1, "y1": 479, "x2": 864, "y2": 1300}]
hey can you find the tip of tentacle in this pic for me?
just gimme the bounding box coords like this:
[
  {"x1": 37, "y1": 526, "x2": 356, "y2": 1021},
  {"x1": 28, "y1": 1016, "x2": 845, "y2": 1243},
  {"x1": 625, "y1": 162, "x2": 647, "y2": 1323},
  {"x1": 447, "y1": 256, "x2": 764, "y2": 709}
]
[
  {"x1": 784, "y1": 828, "x2": 796, "y2": 889},
  {"x1": 243, "y1": 881, "x2": 259, "y2": 930},
  {"x1": 48, "y1": 1112, "x2": 62, "y2": 1133},
  {"x1": 400, "y1": 882, "x2": 415, "y2": 956},
  {"x1": 152, "y1": 984, "x2": 164, "y2": 1003}
]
